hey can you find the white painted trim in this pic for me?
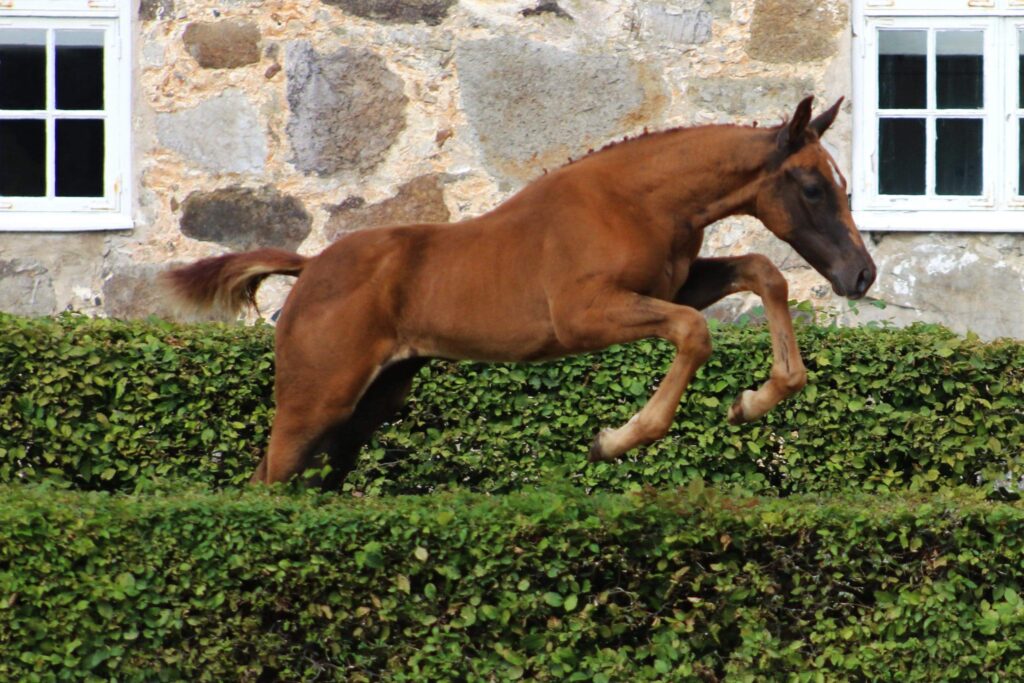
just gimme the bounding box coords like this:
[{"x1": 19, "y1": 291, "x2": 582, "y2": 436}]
[
  {"x1": 855, "y1": 209, "x2": 1024, "y2": 231},
  {"x1": 0, "y1": 1, "x2": 119, "y2": 17},
  {"x1": 0, "y1": 2, "x2": 131, "y2": 232},
  {"x1": 0, "y1": 211, "x2": 132, "y2": 231}
]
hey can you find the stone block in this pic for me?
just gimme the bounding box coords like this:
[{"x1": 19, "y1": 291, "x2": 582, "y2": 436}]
[
  {"x1": 0, "y1": 259, "x2": 57, "y2": 317},
  {"x1": 637, "y1": 2, "x2": 714, "y2": 45},
  {"x1": 157, "y1": 89, "x2": 267, "y2": 174},
  {"x1": 325, "y1": 174, "x2": 450, "y2": 242},
  {"x1": 688, "y1": 76, "x2": 815, "y2": 118},
  {"x1": 286, "y1": 41, "x2": 408, "y2": 176},
  {"x1": 182, "y1": 19, "x2": 261, "y2": 69},
  {"x1": 843, "y1": 234, "x2": 1024, "y2": 340},
  {"x1": 103, "y1": 264, "x2": 181, "y2": 320},
  {"x1": 520, "y1": 2, "x2": 573, "y2": 20},
  {"x1": 320, "y1": 0, "x2": 457, "y2": 26},
  {"x1": 179, "y1": 185, "x2": 312, "y2": 251},
  {"x1": 747, "y1": 0, "x2": 845, "y2": 63},
  {"x1": 139, "y1": 0, "x2": 174, "y2": 22},
  {"x1": 709, "y1": 0, "x2": 731, "y2": 19},
  {"x1": 455, "y1": 37, "x2": 663, "y2": 183}
]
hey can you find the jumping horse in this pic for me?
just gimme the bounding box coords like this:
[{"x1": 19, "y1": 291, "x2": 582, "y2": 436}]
[{"x1": 164, "y1": 96, "x2": 876, "y2": 488}]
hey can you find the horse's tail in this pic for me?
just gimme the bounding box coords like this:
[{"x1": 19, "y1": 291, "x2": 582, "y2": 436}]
[{"x1": 161, "y1": 248, "x2": 310, "y2": 319}]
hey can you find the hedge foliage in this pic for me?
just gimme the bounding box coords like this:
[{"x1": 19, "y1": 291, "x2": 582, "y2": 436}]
[
  {"x1": 1, "y1": 312, "x2": 1022, "y2": 494},
  {"x1": 0, "y1": 314, "x2": 274, "y2": 490},
  {"x1": 1, "y1": 484, "x2": 1023, "y2": 682}
]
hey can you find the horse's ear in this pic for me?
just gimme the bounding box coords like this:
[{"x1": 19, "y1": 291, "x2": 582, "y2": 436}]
[
  {"x1": 809, "y1": 96, "x2": 845, "y2": 138},
  {"x1": 777, "y1": 95, "x2": 815, "y2": 152}
]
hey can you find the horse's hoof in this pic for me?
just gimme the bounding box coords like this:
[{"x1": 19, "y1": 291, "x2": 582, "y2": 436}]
[{"x1": 727, "y1": 391, "x2": 751, "y2": 425}]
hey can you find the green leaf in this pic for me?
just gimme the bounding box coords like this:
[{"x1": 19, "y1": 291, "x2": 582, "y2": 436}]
[{"x1": 543, "y1": 592, "x2": 563, "y2": 607}]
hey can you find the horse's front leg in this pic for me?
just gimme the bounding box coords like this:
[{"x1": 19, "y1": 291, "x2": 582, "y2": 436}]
[
  {"x1": 673, "y1": 255, "x2": 807, "y2": 424},
  {"x1": 551, "y1": 290, "x2": 713, "y2": 462}
]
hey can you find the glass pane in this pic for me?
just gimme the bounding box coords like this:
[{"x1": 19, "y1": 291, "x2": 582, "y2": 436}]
[
  {"x1": 879, "y1": 118, "x2": 925, "y2": 195},
  {"x1": 0, "y1": 119, "x2": 46, "y2": 196},
  {"x1": 1019, "y1": 29, "x2": 1024, "y2": 108},
  {"x1": 936, "y1": 118, "x2": 982, "y2": 196},
  {"x1": 879, "y1": 30, "x2": 926, "y2": 109},
  {"x1": 936, "y1": 31, "x2": 983, "y2": 109},
  {"x1": 56, "y1": 119, "x2": 104, "y2": 197},
  {"x1": 56, "y1": 30, "x2": 104, "y2": 111},
  {"x1": 0, "y1": 29, "x2": 46, "y2": 110},
  {"x1": 1019, "y1": 119, "x2": 1023, "y2": 196}
]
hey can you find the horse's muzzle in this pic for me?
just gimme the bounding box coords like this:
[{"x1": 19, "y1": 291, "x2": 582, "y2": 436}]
[{"x1": 832, "y1": 263, "x2": 876, "y2": 300}]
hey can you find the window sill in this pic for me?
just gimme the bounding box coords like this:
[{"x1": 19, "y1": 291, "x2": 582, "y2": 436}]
[
  {"x1": 854, "y1": 209, "x2": 1024, "y2": 233},
  {"x1": 0, "y1": 212, "x2": 134, "y2": 232}
]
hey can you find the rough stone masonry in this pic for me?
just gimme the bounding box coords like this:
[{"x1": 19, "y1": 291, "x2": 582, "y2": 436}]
[{"x1": 1, "y1": 0, "x2": 1022, "y2": 339}]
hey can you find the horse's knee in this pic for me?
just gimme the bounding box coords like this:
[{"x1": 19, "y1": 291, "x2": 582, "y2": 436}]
[
  {"x1": 744, "y1": 253, "x2": 788, "y2": 301},
  {"x1": 673, "y1": 309, "x2": 712, "y2": 362}
]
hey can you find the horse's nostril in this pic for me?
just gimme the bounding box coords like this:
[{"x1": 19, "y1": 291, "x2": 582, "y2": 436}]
[{"x1": 855, "y1": 268, "x2": 873, "y2": 296}]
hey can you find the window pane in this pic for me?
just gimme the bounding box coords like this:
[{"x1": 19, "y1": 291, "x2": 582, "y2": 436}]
[
  {"x1": 879, "y1": 118, "x2": 925, "y2": 195},
  {"x1": 56, "y1": 119, "x2": 104, "y2": 197},
  {"x1": 936, "y1": 31, "x2": 983, "y2": 109},
  {"x1": 0, "y1": 119, "x2": 46, "y2": 196},
  {"x1": 936, "y1": 118, "x2": 982, "y2": 196},
  {"x1": 1018, "y1": 119, "x2": 1023, "y2": 196},
  {"x1": 56, "y1": 30, "x2": 104, "y2": 111},
  {"x1": 1019, "y1": 29, "x2": 1024, "y2": 108},
  {"x1": 879, "y1": 30, "x2": 926, "y2": 109},
  {"x1": 0, "y1": 29, "x2": 46, "y2": 110}
]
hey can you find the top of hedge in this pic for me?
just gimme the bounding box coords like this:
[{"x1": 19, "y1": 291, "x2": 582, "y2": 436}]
[{"x1": 0, "y1": 312, "x2": 1021, "y2": 495}]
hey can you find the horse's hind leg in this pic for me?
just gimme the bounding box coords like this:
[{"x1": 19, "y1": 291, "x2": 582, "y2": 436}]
[
  {"x1": 252, "y1": 337, "x2": 398, "y2": 486},
  {"x1": 674, "y1": 255, "x2": 807, "y2": 423},
  {"x1": 302, "y1": 357, "x2": 428, "y2": 490}
]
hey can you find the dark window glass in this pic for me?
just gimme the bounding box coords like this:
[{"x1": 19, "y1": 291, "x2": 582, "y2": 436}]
[
  {"x1": 935, "y1": 118, "x2": 982, "y2": 196},
  {"x1": 1019, "y1": 31, "x2": 1024, "y2": 108},
  {"x1": 879, "y1": 118, "x2": 926, "y2": 195},
  {"x1": 56, "y1": 119, "x2": 104, "y2": 197},
  {"x1": 56, "y1": 31, "x2": 104, "y2": 111},
  {"x1": 936, "y1": 31, "x2": 983, "y2": 109},
  {"x1": 879, "y1": 30, "x2": 926, "y2": 109},
  {"x1": 0, "y1": 30, "x2": 46, "y2": 110},
  {"x1": 1019, "y1": 119, "x2": 1023, "y2": 196},
  {"x1": 0, "y1": 119, "x2": 46, "y2": 196}
]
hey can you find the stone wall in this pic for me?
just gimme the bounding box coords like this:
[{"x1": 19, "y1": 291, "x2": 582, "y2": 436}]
[{"x1": 1, "y1": 0, "x2": 1021, "y2": 339}]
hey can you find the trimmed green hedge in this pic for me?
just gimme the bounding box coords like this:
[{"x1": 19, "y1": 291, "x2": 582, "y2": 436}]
[
  {"x1": 1, "y1": 313, "x2": 1022, "y2": 494},
  {"x1": 1, "y1": 484, "x2": 1023, "y2": 681},
  {"x1": 0, "y1": 314, "x2": 275, "y2": 490}
]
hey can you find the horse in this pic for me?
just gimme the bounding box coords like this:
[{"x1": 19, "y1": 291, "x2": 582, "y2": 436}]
[{"x1": 163, "y1": 96, "x2": 876, "y2": 489}]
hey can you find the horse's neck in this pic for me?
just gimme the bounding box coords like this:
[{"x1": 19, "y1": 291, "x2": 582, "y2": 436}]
[{"x1": 633, "y1": 125, "x2": 776, "y2": 231}]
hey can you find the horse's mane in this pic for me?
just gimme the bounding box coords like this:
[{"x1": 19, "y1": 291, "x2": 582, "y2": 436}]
[{"x1": 552, "y1": 117, "x2": 783, "y2": 173}]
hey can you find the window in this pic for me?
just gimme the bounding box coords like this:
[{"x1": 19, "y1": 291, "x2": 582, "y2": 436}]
[
  {"x1": 0, "y1": 0, "x2": 131, "y2": 231},
  {"x1": 853, "y1": 1, "x2": 1024, "y2": 231}
]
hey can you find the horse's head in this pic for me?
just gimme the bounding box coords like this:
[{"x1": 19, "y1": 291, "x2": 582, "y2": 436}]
[{"x1": 756, "y1": 96, "x2": 876, "y2": 300}]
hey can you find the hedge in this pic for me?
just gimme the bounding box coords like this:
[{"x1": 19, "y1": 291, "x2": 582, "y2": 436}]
[
  {"x1": 1, "y1": 313, "x2": 1022, "y2": 494},
  {"x1": 1, "y1": 484, "x2": 1023, "y2": 681}
]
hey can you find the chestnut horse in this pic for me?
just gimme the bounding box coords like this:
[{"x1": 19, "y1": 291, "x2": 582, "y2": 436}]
[{"x1": 164, "y1": 96, "x2": 875, "y2": 488}]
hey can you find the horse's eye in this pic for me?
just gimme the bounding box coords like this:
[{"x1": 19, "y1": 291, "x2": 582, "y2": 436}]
[{"x1": 801, "y1": 184, "x2": 823, "y2": 201}]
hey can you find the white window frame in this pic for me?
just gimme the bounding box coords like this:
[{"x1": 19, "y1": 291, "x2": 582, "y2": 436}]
[
  {"x1": 853, "y1": 0, "x2": 1024, "y2": 232},
  {"x1": 0, "y1": 0, "x2": 131, "y2": 231}
]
